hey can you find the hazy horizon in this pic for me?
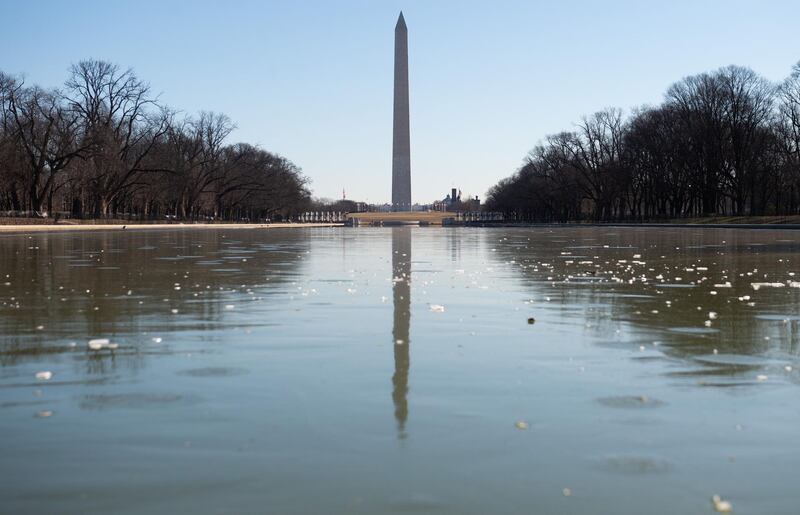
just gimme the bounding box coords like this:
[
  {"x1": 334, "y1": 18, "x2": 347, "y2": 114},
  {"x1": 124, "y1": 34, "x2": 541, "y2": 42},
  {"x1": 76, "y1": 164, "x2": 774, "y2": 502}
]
[{"x1": 3, "y1": 0, "x2": 799, "y2": 204}]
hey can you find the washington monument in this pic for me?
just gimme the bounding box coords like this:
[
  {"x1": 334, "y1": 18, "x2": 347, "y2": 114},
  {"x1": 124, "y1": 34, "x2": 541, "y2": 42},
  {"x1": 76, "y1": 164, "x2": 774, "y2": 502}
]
[{"x1": 392, "y1": 12, "x2": 411, "y2": 211}]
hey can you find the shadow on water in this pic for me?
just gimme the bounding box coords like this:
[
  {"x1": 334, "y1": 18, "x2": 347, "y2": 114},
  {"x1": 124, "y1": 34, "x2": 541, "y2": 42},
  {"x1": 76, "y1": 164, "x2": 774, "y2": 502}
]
[{"x1": 391, "y1": 227, "x2": 411, "y2": 439}]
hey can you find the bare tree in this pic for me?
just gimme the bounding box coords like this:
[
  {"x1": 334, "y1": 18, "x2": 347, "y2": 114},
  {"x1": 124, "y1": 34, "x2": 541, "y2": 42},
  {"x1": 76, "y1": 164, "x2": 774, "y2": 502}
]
[
  {"x1": 4, "y1": 82, "x2": 87, "y2": 214},
  {"x1": 65, "y1": 60, "x2": 170, "y2": 216}
]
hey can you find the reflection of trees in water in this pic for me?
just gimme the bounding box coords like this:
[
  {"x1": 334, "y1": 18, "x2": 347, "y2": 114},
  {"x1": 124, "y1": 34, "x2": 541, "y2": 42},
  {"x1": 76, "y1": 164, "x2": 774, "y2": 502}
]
[
  {"x1": 491, "y1": 227, "x2": 800, "y2": 379},
  {"x1": 0, "y1": 230, "x2": 309, "y2": 369},
  {"x1": 391, "y1": 227, "x2": 411, "y2": 439}
]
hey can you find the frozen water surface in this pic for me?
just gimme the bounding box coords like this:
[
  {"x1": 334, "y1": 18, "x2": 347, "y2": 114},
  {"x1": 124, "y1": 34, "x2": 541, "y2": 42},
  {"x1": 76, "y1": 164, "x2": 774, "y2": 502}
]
[{"x1": 2, "y1": 226, "x2": 800, "y2": 514}]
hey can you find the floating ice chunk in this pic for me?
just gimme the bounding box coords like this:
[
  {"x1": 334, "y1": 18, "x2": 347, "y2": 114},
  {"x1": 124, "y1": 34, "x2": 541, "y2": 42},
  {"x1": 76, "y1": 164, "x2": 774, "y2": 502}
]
[
  {"x1": 87, "y1": 338, "x2": 117, "y2": 351},
  {"x1": 35, "y1": 371, "x2": 53, "y2": 380},
  {"x1": 88, "y1": 338, "x2": 110, "y2": 350},
  {"x1": 712, "y1": 495, "x2": 732, "y2": 513},
  {"x1": 751, "y1": 282, "x2": 785, "y2": 290}
]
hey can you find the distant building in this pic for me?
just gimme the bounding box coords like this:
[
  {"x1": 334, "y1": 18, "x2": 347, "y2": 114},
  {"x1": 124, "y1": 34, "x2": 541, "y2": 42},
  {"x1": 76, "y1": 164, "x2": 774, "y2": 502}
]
[{"x1": 433, "y1": 188, "x2": 480, "y2": 212}]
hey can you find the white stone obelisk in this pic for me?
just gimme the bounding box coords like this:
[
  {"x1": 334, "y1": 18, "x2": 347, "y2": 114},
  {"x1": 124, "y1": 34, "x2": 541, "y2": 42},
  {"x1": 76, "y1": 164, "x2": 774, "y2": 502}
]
[{"x1": 392, "y1": 12, "x2": 411, "y2": 211}]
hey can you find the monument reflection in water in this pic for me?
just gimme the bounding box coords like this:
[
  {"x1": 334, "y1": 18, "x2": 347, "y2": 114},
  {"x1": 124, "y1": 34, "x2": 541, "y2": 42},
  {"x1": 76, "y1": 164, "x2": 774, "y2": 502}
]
[{"x1": 390, "y1": 227, "x2": 411, "y2": 439}]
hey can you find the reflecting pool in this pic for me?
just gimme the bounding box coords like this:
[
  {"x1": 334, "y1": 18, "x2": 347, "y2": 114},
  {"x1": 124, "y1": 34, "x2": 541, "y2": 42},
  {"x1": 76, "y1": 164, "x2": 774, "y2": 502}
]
[{"x1": 2, "y1": 226, "x2": 800, "y2": 514}]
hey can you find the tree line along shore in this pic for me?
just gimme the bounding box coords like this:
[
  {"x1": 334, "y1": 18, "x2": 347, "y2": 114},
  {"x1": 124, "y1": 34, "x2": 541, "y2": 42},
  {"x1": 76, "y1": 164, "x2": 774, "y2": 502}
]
[
  {"x1": 485, "y1": 62, "x2": 800, "y2": 222},
  {"x1": 5, "y1": 59, "x2": 800, "y2": 226},
  {"x1": 0, "y1": 60, "x2": 311, "y2": 222}
]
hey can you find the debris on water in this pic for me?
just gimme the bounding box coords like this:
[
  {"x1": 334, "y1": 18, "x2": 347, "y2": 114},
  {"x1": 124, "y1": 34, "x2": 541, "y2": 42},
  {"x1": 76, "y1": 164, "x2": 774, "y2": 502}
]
[
  {"x1": 35, "y1": 371, "x2": 53, "y2": 380},
  {"x1": 429, "y1": 304, "x2": 445, "y2": 313},
  {"x1": 711, "y1": 494, "x2": 732, "y2": 512},
  {"x1": 704, "y1": 320, "x2": 713, "y2": 327},
  {"x1": 152, "y1": 337, "x2": 163, "y2": 343},
  {"x1": 756, "y1": 374, "x2": 768, "y2": 382},
  {"x1": 36, "y1": 325, "x2": 44, "y2": 330},
  {"x1": 785, "y1": 365, "x2": 793, "y2": 372},
  {"x1": 395, "y1": 339, "x2": 405, "y2": 345},
  {"x1": 708, "y1": 312, "x2": 718, "y2": 320},
  {"x1": 35, "y1": 410, "x2": 53, "y2": 418},
  {"x1": 171, "y1": 308, "x2": 179, "y2": 314},
  {"x1": 225, "y1": 304, "x2": 235, "y2": 310},
  {"x1": 527, "y1": 317, "x2": 536, "y2": 324},
  {"x1": 562, "y1": 488, "x2": 571, "y2": 497},
  {"x1": 514, "y1": 420, "x2": 529, "y2": 430}
]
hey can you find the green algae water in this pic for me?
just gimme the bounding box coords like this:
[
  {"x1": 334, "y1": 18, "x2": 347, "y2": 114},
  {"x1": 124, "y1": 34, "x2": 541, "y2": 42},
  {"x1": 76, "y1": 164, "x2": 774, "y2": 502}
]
[{"x1": 2, "y1": 226, "x2": 800, "y2": 514}]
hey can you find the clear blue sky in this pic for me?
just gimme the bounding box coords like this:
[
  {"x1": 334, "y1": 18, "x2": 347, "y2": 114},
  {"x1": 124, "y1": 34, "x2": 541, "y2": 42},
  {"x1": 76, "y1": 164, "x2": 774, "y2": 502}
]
[{"x1": 2, "y1": 0, "x2": 799, "y2": 204}]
